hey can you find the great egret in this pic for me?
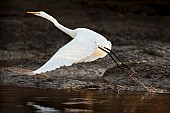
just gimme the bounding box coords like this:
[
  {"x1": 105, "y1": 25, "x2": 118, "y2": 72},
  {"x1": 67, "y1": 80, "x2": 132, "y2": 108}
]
[{"x1": 27, "y1": 11, "x2": 130, "y2": 74}]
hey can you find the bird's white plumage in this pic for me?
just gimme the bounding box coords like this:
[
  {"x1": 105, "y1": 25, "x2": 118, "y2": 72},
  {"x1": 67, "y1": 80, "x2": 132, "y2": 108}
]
[
  {"x1": 34, "y1": 28, "x2": 111, "y2": 74},
  {"x1": 27, "y1": 11, "x2": 111, "y2": 74}
]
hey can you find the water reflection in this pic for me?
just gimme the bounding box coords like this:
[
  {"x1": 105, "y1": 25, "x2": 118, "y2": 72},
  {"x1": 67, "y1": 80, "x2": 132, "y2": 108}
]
[
  {"x1": 0, "y1": 85, "x2": 170, "y2": 113},
  {"x1": 27, "y1": 101, "x2": 93, "y2": 113},
  {"x1": 27, "y1": 102, "x2": 60, "y2": 113}
]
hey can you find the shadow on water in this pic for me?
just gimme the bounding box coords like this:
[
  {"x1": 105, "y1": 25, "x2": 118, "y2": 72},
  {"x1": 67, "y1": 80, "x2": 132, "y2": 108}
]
[{"x1": 1, "y1": 85, "x2": 170, "y2": 113}]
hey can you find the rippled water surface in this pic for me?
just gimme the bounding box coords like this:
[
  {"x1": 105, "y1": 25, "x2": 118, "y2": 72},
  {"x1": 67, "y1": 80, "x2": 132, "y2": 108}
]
[{"x1": 0, "y1": 85, "x2": 170, "y2": 113}]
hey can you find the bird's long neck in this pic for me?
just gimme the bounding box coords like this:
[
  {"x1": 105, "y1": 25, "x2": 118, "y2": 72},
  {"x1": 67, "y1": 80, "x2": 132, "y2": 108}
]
[{"x1": 44, "y1": 14, "x2": 76, "y2": 38}]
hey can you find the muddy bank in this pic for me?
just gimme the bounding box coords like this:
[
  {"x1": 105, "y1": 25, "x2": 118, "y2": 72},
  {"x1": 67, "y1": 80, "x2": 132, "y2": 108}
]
[
  {"x1": 0, "y1": 0, "x2": 170, "y2": 92},
  {"x1": 1, "y1": 42, "x2": 170, "y2": 92}
]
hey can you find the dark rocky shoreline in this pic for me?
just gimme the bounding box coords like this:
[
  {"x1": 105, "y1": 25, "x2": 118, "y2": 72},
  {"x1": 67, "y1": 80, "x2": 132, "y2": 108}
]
[{"x1": 0, "y1": 0, "x2": 170, "y2": 92}]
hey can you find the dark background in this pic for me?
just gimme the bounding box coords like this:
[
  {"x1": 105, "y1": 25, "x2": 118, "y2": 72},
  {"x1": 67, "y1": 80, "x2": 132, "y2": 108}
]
[
  {"x1": 0, "y1": 0, "x2": 170, "y2": 91},
  {"x1": 0, "y1": 0, "x2": 170, "y2": 64},
  {"x1": 1, "y1": 0, "x2": 170, "y2": 48}
]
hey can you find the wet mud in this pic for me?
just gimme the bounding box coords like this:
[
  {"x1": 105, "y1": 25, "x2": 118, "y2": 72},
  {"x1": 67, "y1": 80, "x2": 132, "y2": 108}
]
[{"x1": 0, "y1": 0, "x2": 170, "y2": 92}]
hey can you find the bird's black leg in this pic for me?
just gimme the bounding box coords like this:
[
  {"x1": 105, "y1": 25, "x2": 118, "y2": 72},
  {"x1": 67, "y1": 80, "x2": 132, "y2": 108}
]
[
  {"x1": 103, "y1": 47, "x2": 133, "y2": 72},
  {"x1": 98, "y1": 47, "x2": 130, "y2": 75}
]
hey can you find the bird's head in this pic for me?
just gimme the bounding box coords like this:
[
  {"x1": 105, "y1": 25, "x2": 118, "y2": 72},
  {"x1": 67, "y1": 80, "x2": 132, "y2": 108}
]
[
  {"x1": 27, "y1": 11, "x2": 56, "y2": 23},
  {"x1": 27, "y1": 11, "x2": 48, "y2": 18}
]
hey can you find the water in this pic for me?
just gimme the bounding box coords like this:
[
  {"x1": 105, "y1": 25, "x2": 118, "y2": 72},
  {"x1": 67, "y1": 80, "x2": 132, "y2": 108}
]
[{"x1": 0, "y1": 85, "x2": 170, "y2": 113}]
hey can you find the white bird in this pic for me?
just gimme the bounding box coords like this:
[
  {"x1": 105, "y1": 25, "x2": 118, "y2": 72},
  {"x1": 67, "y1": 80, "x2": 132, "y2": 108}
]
[{"x1": 27, "y1": 11, "x2": 129, "y2": 74}]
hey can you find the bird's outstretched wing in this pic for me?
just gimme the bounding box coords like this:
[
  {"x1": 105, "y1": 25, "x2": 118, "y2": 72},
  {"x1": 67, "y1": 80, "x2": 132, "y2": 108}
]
[{"x1": 33, "y1": 34, "x2": 97, "y2": 74}]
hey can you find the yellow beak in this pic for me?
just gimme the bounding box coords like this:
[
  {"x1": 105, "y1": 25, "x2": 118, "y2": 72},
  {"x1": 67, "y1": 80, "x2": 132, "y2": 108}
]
[{"x1": 26, "y1": 12, "x2": 39, "y2": 14}]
